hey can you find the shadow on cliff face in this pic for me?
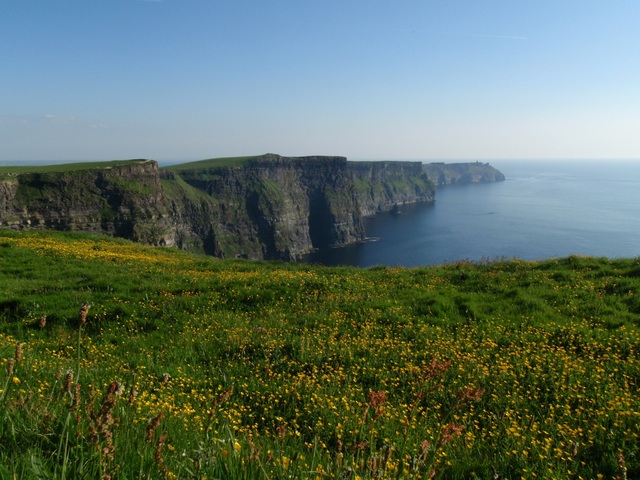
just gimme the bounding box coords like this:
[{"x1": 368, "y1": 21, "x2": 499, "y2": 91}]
[
  {"x1": 308, "y1": 192, "x2": 335, "y2": 248},
  {"x1": 246, "y1": 191, "x2": 279, "y2": 259},
  {"x1": 203, "y1": 228, "x2": 221, "y2": 257}
]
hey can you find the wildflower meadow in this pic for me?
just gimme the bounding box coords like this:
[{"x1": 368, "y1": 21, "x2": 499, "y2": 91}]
[{"x1": 0, "y1": 229, "x2": 638, "y2": 479}]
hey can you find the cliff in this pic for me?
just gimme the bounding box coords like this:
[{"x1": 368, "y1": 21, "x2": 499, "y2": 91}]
[
  {"x1": 0, "y1": 154, "x2": 436, "y2": 260},
  {"x1": 349, "y1": 161, "x2": 434, "y2": 216},
  {"x1": 0, "y1": 160, "x2": 171, "y2": 245},
  {"x1": 162, "y1": 154, "x2": 367, "y2": 260},
  {"x1": 423, "y1": 161, "x2": 505, "y2": 187}
]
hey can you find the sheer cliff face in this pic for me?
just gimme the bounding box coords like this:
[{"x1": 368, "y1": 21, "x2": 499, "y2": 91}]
[
  {"x1": 0, "y1": 160, "x2": 171, "y2": 245},
  {"x1": 349, "y1": 161, "x2": 435, "y2": 216},
  {"x1": 166, "y1": 155, "x2": 366, "y2": 260},
  {"x1": 0, "y1": 155, "x2": 443, "y2": 260}
]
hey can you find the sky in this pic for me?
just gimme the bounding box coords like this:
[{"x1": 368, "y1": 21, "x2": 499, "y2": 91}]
[{"x1": 2, "y1": 0, "x2": 640, "y2": 164}]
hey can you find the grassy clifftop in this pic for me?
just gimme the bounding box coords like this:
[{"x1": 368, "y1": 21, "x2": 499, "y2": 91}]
[
  {"x1": 0, "y1": 159, "x2": 150, "y2": 178},
  {"x1": 164, "y1": 155, "x2": 259, "y2": 171},
  {"x1": 0, "y1": 229, "x2": 638, "y2": 479}
]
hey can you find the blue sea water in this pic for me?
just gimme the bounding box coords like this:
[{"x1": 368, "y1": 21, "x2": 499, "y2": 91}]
[{"x1": 303, "y1": 160, "x2": 640, "y2": 267}]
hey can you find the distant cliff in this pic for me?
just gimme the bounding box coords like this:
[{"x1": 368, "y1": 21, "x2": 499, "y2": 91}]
[
  {"x1": 423, "y1": 162, "x2": 505, "y2": 187},
  {"x1": 349, "y1": 161, "x2": 434, "y2": 216},
  {"x1": 0, "y1": 154, "x2": 436, "y2": 260}
]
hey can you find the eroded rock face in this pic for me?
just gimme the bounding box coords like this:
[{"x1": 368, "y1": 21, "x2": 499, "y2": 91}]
[
  {"x1": 0, "y1": 155, "x2": 502, "y2": 260},
  {"x1": 164, "y1": 155, "x2": 367, "y2": 260},
  {"x1": 348, "y1": 161, "x2": 434, "y2": 216},
  {"x1": 0, "y1": 160, "x2": 172, "y2": 245}
]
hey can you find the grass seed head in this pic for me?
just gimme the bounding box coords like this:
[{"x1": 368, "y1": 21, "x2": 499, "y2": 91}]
[
  {"x1": 419, "y1": 440, "x2": 431, "y2": 460},
  {"x1": 354, "y1": 441, "x2": 369, "y2": 451},
  {"x1": 7, "y1": 358, "x2": 15, "y2": 377},
  {"x1": 73, "y1": 383, "x2": 81, "y2": 411},
  {"x1": 146, "y1": 412, "x2": 164, "y2": 442},
  {"x1": 78, "y1": 303, "x2": 91, "y2": 326},
  {"x1": 63, "y1": 371, "x2": 73, "y2": 393},
  {"x1": 155, "y1": 433, "x2": 167, "y2": 468},
  {"x1": 616, "y1": 453, "x2": 628, "y2": 480},
  {"x1": 128, "y1": 385, "x2": 137, "y2": 404}
]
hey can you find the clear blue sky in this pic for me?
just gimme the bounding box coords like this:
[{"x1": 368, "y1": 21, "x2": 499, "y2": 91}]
[{"x1": 2, "y1": 0, "x2": 639, "y2": 163}]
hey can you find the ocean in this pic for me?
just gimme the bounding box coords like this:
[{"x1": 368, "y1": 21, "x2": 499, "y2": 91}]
[{"x1": 302, "y1": 160, "x2": 640, "y2": 267}]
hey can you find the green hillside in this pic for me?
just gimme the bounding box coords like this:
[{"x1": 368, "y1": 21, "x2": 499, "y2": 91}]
[
  {"x1": 164, "y1": 155, "x2": 259, "y2": 171},
  {"x1": 0, "y1": 229, "x2": 638, "y2": 479},
  {"x1": 0, "y1": 159, "x2": 148, "y2": 176}
]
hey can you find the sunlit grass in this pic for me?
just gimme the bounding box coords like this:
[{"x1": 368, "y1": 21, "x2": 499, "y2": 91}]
[
  {"x1": 0, "y1": 159, "x2": 149, "y2": 175},
  {"x1": 0, "y1": 229, "x2": 638, "y2": 478},
  {"x1": 165, "y1": 155, "x2": 259, "y2": 171}
]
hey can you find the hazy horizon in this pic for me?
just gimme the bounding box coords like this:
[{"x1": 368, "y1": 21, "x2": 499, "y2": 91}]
[
  {"x1": 2, "y1": 1, "x2": 640, "y2": 164},
  {"x1": 3, "y1": 156, "x2": 639, "y2": 169}
]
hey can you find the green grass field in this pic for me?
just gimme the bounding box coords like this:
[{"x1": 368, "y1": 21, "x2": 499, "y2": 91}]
[
  {"x1": 0, "y1": 160, "x2": 149, "y2": 176},
  {"x1": 165, "y1": 156, "x2": 260, "y2": 172},
  {"x1": 0, "y1": 229, "x2": 638, "y2": 479}
]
